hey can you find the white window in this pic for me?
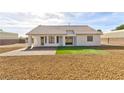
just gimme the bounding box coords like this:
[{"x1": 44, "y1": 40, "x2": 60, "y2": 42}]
[
  {"x1": 87, "y1": 36, "x2": 93, "y2": 42},
  {"x1": 49, "y1": 36, "x2": 55, "y2": 44}
]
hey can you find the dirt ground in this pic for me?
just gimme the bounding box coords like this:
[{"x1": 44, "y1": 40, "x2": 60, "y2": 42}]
[
  {"x1": 0, "y1": 43, "x2": 25, "y2": 53},
  {"x1": 0, "y1": 43, "x2": 26, "y2": 48},
  {"x1": 0, "y1": 45, "x2": 124, "y2": 80}
]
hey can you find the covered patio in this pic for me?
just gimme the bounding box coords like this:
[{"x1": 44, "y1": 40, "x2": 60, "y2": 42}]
[{"x1": 27, "y1": 35, "x2": 76, "y2": 47}]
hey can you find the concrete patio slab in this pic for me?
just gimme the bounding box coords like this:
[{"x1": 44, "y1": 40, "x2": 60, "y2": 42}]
[{"x1": 0, "y1": 47, "x2": 56, "y2": 56}]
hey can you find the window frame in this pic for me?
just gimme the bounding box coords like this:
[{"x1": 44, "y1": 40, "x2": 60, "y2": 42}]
[
  {"x1": 49, "y1": 36, "x2": 55, "y2": 44},
  {"x1": 87, "y1": 36, "x2": 93, "y2": 42},
  {"x1": 65, "y1": 36, "x2": 73, "y2": 45},
  {"x1": 41, "y1": 37, "x2": 44, "y2": 45},
  {"x1": 56, "y1": 36, "x2": 59, "y2": 43}
]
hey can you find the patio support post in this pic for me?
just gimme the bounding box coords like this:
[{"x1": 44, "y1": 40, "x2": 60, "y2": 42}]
[
  {"x1": 27, "y1": 35, "x2": 32, "y2": 47},
  {"x1": 47, "y1": 36, "x2": 49, "y2": 45},
  {"x1": 33, "y1": 36, "x2": 40, "y2": 47},
  {"x1": 63, "y1": 36, "x2": 65, "y2": 46},
  {"x1": 55, "y1": 36, "x2": 57, "y2": 44}
]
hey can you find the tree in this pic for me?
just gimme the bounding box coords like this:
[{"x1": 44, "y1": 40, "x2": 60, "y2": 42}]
[
  {"x1": 0, "y1": 29, "x2": 3, "y2": 32},
  {"x1": 115, "y1": 24, "x2": 124, "y2": 30},
  {"x1": 97, "y1": 29, "x2": 102, "y2": 32}
]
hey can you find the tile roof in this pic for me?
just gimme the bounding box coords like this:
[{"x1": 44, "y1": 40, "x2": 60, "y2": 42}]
[{"x1": 26, "y1": 25, "x2": 102, "y2": 35}]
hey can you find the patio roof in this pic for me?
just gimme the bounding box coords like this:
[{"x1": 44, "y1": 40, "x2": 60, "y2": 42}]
[{"x1": 26, "y1": 25, "x2": 102, "y2": 35}]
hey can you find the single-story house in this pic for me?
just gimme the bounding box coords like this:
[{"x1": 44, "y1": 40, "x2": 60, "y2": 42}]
[
  {"x1": 101, "y1": 29, "x2": 124, "y2": 45},
  {"x1": 0, "y1": 30, "x2": 18, "y2": 45},
  {"x1": 26, "y1": 25, "x2": 102, "y2": 47}
]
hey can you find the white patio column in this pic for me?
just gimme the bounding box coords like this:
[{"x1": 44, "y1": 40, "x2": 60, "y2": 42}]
[
  {"x1": 73, "y1": 36, "x2": 75, "y2": 46},
  {"x1": 74, "y1": 36, "x2": 77, "y2": 46},
  {"x1": 47, "y1": 36, "x2": 49, "y2": 45},
  {"x1": 27, "y1": 35, "x2": 32, "y2": 47},
  {"x1": 62, "y1": 36, "x2": 65, "y2": 46},
  {"x1": 33, "y1": 36, "x2": 40, "y2": 47},
  {"x1": 55, "y1": 36, "x2": 57, "y2": 44}
]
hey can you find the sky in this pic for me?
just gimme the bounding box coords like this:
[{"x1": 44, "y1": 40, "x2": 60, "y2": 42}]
[{"x1": 0, "y1": 12, "x2": 124, "y2": 37}]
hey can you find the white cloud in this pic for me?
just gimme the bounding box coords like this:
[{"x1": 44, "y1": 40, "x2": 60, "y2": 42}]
[
  {"x1": 1, "y1": 12, "x2": 124, "y2": 36},
  {"x1": 0, "y1": 12, "x2": 69, "y2": 36},
  {"x1": 0, "y1": 12, "x2": 67, "y2": 28}
]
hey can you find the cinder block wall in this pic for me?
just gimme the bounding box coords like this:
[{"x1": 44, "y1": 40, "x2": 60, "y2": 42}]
[{"x1": 101, "y1": 38, "x2": 124, "y2": 45}]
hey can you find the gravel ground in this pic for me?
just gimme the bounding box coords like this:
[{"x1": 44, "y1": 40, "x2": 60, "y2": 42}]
[
  {"x1": 0, "y1": 43, "x2": 25, "y2": 53},
  {"x1": 0, "y1": 49, "x2": 124, "y2": 80},
  {"x1": 0, "y1": 45, "x2": 124, "y2": 80},
  {"x1": 0, "y1": 43, "x2": 26, "y2": 48},
  {"x1": 0, "y1": 47, "x2": 24, "y2": 53}
]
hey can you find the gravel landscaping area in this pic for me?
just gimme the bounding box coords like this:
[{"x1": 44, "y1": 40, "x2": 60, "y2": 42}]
[
  {"x1": 0, "y1": 44, "x2": 25, "y2": 53},
  {"x1": 0, "y1": 47, "x2": 23, "y2": 53},
  {"x1": 0, "y1": 47, "x2": 56, "y2": 56},
  {"x1": 0, "y1": 45, "x2": 124, "y2": 80}
]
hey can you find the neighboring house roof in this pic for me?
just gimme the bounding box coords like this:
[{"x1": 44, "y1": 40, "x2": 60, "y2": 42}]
[
  {"x1": 0, "y1": 31, "x2": 18, "y2": 39},
  {"x1": 26, "y1": 25, "x2": 102, "y2": 35},
  {"x1": 102, "y1": 29, "x2": 124, "y2": 38}
]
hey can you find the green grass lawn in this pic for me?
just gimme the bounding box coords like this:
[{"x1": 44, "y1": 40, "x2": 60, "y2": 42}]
[{"x1": 56, "y1": 46, "x2": 109, "y2": 54}]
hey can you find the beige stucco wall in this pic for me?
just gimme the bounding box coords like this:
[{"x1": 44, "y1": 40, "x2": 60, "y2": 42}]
[
  {"x1": 101, "y1": 30, "x2": 124, "y2": 45},
  {"x1": 28, "y1": 34, "x2": 101, "y2": 47},
  {"x1": 76, "y1": 35, "x2": 101, "y2": 46},
  {"x1": 102, "y1": 30, "x2": 124, "y2": 38},
  {"x1": 0, "y1": 32, "x2": 18, "y2": 39}
]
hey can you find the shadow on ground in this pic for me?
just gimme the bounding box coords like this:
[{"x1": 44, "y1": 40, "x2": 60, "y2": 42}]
[
  {"x1": 23, "y1": 45, "x2": 124, "y2": 51},
  {"x1": 56, "y1": 45, "x2": 124, "y2": 50},
  {"x1": 24, "y1": 47, "x2": 57, "y2": 51}
]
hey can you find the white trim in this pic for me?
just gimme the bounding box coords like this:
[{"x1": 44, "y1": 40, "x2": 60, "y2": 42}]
[
  {"x1": 27, "y1": 35, "x2": 32, "y2": 47},
  {"x1": 55, "y1": 36, "x2": 57, "y2": 44},
  {"x1": 62, "y1": 36, "x2": 65, "y2": 46},
  {"x1": 28, "y1": 34, "x2": 101, "y2": 47}
]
